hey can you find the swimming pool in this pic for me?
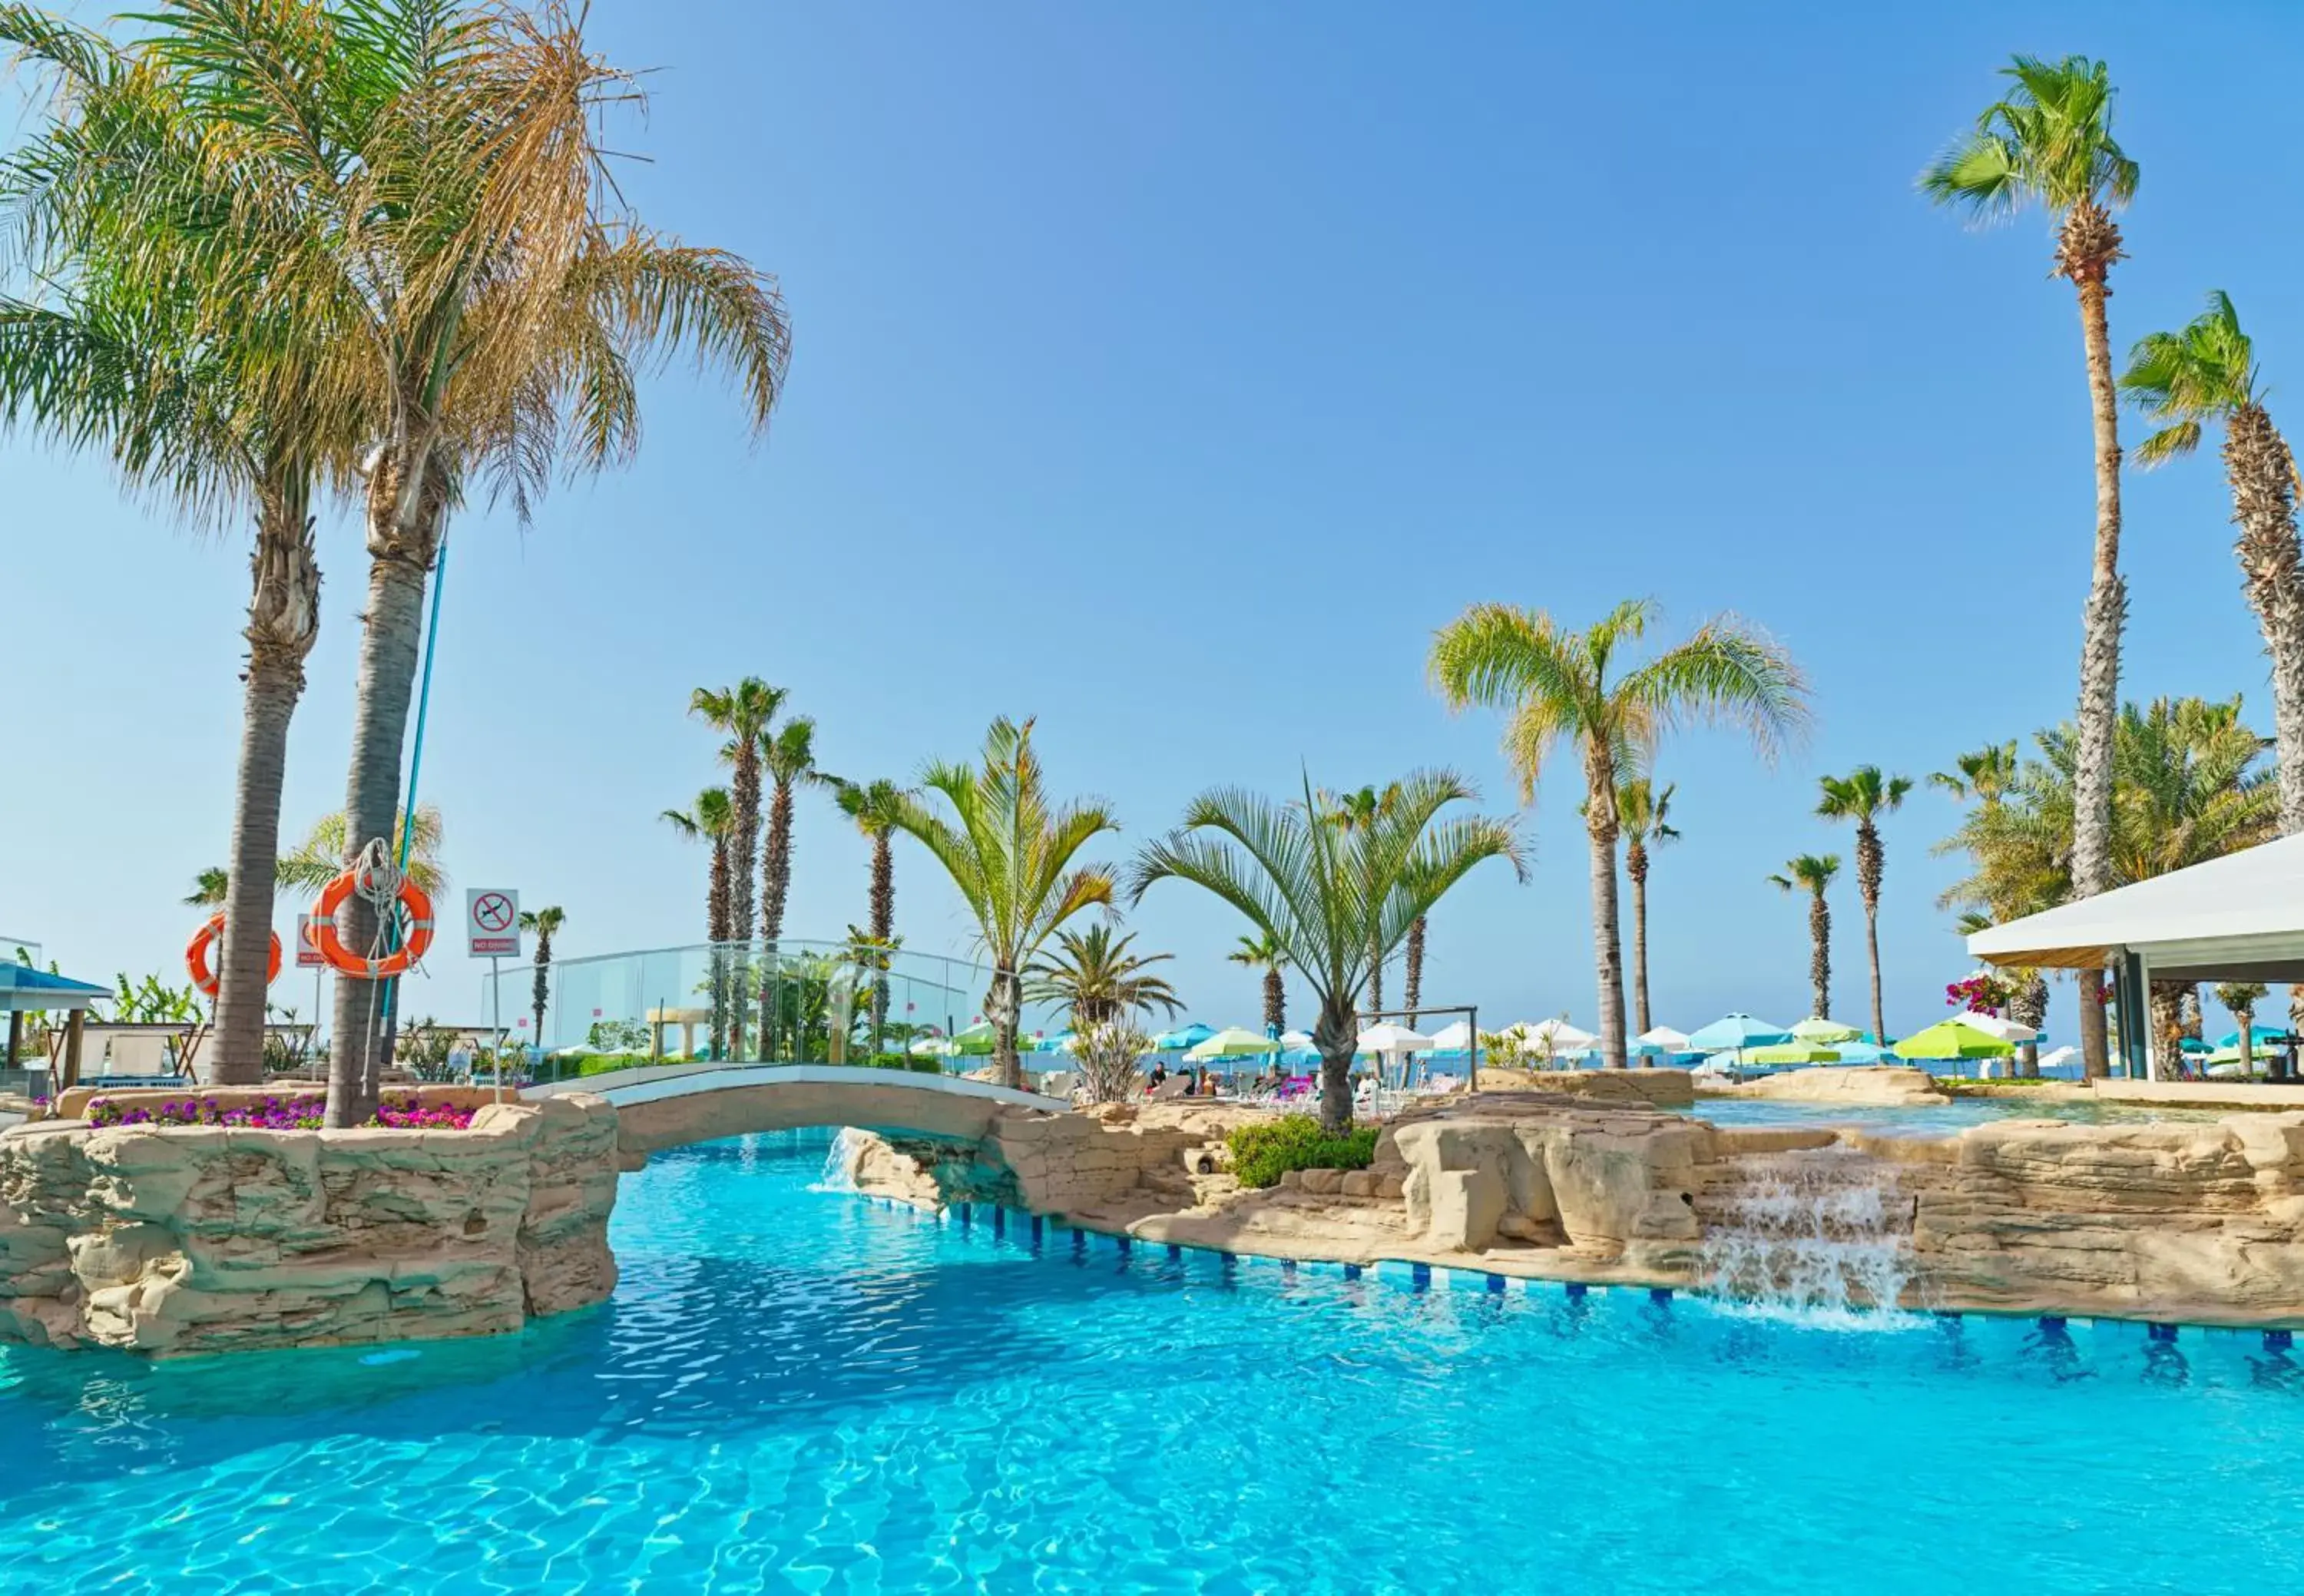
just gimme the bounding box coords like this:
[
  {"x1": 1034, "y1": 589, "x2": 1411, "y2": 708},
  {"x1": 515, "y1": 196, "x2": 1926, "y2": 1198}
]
[
  {"x1": 1683, "y1": 1094, "x2": 2226, "y2": 1136},
  {"x1": 5, "y1": 1128, "x2": 2302, "y2": 1594}
]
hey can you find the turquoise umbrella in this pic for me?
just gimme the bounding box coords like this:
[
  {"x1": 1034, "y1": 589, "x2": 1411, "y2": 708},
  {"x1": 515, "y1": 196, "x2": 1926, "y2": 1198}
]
[
  {"x1": 1683, "y1": 1014, "x2": 1793, "y2": 1051},
  {"x1": 1154, "y1": 1022, "x2": 1215, "y2": 1051}
]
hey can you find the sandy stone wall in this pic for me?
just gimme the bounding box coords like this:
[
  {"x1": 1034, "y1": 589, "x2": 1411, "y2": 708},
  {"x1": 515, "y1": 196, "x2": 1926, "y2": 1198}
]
[
  {"x1": 0, "y1": 1094, "x2": 619, "y2": 1356},
  {"x1": 846, "y1": 1091, "x2": 2304, "y2": 1327},
  {"x1": 1701, "y1": 1065, "x2": 1948, "y2": 1107}
]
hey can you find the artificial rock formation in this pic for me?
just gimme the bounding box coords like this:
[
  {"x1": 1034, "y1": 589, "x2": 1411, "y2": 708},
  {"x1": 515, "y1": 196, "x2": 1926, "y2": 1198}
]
[
  {"x1": 847, "y1": 1091, "x2": 2304, "y2": 1328},
  {"x1": 1702, "y1": 1065, "x2": 1947, "y2": 1107},
  {"x1": 0, "y1": 1094, "x2": 618, "y2": 1356}
]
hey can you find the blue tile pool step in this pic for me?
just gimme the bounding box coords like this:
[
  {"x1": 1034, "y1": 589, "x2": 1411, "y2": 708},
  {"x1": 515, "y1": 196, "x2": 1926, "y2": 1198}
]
[{"x1": 850, "y1": 1194, "x2": 2299, "y2": 1347}]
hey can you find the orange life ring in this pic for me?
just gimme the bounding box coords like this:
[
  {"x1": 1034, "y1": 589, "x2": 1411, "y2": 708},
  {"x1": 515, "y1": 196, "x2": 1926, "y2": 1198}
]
[
  {"x1": 313, "y1": 869, "x2": 435, "y2": 979},
  {"x1": 185, "y1": 913, "x2": 283, "y2": 998}
]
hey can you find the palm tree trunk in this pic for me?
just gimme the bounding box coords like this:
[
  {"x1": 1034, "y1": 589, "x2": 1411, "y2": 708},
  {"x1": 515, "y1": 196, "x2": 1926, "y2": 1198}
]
[
  {"x1": 325, "y1": 527, "x2": 436, "y2": 1127},
  {"x1": 2226, "y1": 405, "x2": 2304, "y2": 836},
  {"x1": 727, "y1": 751, "x2": 760, "y2": 1061},
  {"x1": 1862, "y1": 902, "x2": 1883, "y2": 1046},
  {"x1": 531, "y1": 935, "x2": 552, "y2": 1045},
  {"x1": 757, "y1": 780, "x2": 793, "y2": 1054},
  {"x1": 869, "y1": 835, "x2": 894, "y2": 1036},
  {"x1": 1404, "y1": 916, "x2": 1425, "y2": 1024},
  {"x1": 1263, "y1": 967, "x2": 1285, "y2": 1035},
  {"x1": 986, "y1": 966, "x2": 1023, "y2": 1091},
  {"x1": 1627, "y1": 851, "x2": 1652, "y2": 1038},
  {"x1": 2148, "y1": 979, "x2": 2185, "y2": 1081},
  {"x1": 1311, "y1": 992, "x2": 1356, "y2": 1134},
  {"x1": 1808, "y1": 896, "x2": 1832, "y2": 1020},
  {"x1": 210, "y1": 659, "x2": 301, "y2": 1084},
  {"x1": 2064, "y1": 204, "x2": 2127, "y2": 1079},
  {"x1": 1586, "y1": 804, "x2": 1628, "y2": 1069},
  {"x1": 1368, "y1": 939, "x2": 1383, "y2": 1018}
]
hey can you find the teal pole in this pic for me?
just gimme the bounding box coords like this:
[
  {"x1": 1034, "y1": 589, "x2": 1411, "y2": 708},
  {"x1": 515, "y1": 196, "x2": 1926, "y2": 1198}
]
[{"x1": 379, "y1": 537, "x2": 449, "y2": 1032}]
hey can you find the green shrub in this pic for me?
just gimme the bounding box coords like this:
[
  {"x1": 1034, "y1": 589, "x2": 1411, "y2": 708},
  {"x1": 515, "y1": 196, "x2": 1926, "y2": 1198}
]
[
  {"x1": 1226, "y1": 1114, "x2": 1380, "y2": 1189},
  {"x1": 910, "y1": 1056, "x2": 946, "y2": 1074}
]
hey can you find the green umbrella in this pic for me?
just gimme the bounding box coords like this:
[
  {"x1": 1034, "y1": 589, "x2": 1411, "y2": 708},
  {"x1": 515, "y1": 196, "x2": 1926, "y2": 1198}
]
[
  {"x1": 1746, "y1": 1041, "x2": 1843, "y2": 1065},
  {"x1": 951, "y1": 1020, "x2": 998, "y2": 1055},
  {"x1": 1789, "y1": 1016, "x2": 1861, "y2": 1045},
  {"x1": 1892, "y1": 1017, "x2": 2015, "y2": 1061},
  {"x1": 1187, "y1": 1026, "x2": 1281, "y2": 1061}
]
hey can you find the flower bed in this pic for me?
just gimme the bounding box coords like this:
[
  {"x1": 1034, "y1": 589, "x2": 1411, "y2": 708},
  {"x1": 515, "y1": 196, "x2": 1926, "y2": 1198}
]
[{"x1": 84, "y1": 1094, "x2": 476, "y2": 1131}]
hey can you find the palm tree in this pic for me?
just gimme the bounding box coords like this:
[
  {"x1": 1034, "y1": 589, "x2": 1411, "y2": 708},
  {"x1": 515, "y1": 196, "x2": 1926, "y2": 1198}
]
[
  {"x1": 0, "y1": 9, "x2": 364, "y2": 1086},
  {"x1": 1226, "y1": 933, "x2": 1289, "y2": 1035},
  {"x1": 1925, "y1": 55, "x2": 2140, "y2": 1078},
  {"x1": 1430, "y1": 599, "x2": 1809, "y2": 1068},
  {"x1": 663, "y1": 787, "x2": 735, "y2": 1056},
  {"x1": 185, "y1": 869, "x2": 233, "y2": 909},
  {"x1": 692, "y1": 680, "x2": 783, "y2": 1058},
  {"x1": 62, "y1": 0, "x2": 790, "y2": 1124},
  {"x1": 1402, "y1": 916, "x2": 1427, "y2": 1024},
  {"x1": 757, "y1": 715, "x2": 834, "y2": 1049},
  {"x1": 1133, "y1": 770, "x2": 1523, "y2": 1133},
  {"x1": 519, "y1": 906, "x2": 566, "y2": 1048},
  {"x1": 1026, "y1": 925, "x2": 1183, "y2": 1030},
  {"x1": 2122, "y1": 293, "x2": 2304, "y2": 837},
  {"x1": 834, "y1": 780, "x2": 911, "y2": 1040},
  {"x1": 1768, "y1": 855, "x2": 1842, "y2": 1021},
  {"x1": 2215, "y1": 982, "x2": 2269, "y2": 1078},
  {"x1": 274, "y1": 806, "x2": 448, "y2": 899},
  {"x1": 1930, "y1": 742, "x2": 2021, "y2": 807},
  {"x1": 1617, "y1": 777, "x2": 1678, "y2": 1038},
  {"x1": 886, "y1": 718, "x2": 1118, "y2": 1089},
  {"x1": 1816, "y1": 767, "x2": 1913, "y2": 1045}
]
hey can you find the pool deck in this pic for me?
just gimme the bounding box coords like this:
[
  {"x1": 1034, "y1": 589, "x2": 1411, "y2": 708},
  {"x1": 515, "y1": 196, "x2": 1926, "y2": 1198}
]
[{"x1": 2079, "y1": 1078, "x2": 2304, "y2": 1111}]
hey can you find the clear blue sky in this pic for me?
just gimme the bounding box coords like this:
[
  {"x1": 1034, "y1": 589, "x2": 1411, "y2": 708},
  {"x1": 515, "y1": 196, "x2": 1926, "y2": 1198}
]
[{"x1": 8, "y1": 1, "x2": 2302, "y2": 1042}]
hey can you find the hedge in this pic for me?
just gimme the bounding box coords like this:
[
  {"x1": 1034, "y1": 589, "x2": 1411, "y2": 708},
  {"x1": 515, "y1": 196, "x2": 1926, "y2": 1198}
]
[{"x1": 1226, "y1": 1114, "x2": 1380, "y2": 1189}]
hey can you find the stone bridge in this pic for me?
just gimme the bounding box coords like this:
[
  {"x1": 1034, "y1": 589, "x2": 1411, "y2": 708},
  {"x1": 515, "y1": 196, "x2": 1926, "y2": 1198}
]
[{"x1": 524, "y1": 1064, "x2": 1070, "y2": 1167}]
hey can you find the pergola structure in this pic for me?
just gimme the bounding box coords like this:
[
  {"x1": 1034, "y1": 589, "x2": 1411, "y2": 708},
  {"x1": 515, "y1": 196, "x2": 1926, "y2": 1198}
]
[
  {"x1": 0, "y1": 963, "x2": 111, "y2": 1089},
  {"x1": 1967, "y1": 833, "x2": 2304, "y2": 1081}
]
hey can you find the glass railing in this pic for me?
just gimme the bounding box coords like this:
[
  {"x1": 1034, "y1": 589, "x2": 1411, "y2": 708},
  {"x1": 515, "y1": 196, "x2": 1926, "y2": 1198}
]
[{"x1": 482, "y1": 939, "x2": 1073, "y2": 1081}]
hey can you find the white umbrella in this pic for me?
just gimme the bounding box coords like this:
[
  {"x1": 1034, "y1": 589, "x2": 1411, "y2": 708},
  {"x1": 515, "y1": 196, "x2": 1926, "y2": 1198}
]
[
  {"x1": 1954, "y1": 1010, "x2": 2039, "y2": 1043},
  {"x1": 2035, "y1": 1045, "x2": 2078, "y2": 1071},
  {"x1": 908, "y1": 1036, "x2": 957, "y2": 1057},
  {"x1": 1279, "y1": 1030, "x2": 1313, "y2": 1050},
  {"x1": 1429, "y1": 1019, "x2": 1475, "y2": 1050},
  {"x1": 1357, "y1": 1022, "x2": 1438, "y2": 1053},
  {"x1": 1634, "y1": 1025, "x2": 1690, "y2": 1054},
  {"x1": 1512, "y1": 1018, "x2": 1596, "y2": 1053}
]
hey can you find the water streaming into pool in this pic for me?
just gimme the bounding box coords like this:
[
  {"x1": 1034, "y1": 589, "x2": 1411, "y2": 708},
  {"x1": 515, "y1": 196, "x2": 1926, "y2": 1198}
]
[{"x1": 4, "y1": 1128, "x2": 2302, "y2": 1593}]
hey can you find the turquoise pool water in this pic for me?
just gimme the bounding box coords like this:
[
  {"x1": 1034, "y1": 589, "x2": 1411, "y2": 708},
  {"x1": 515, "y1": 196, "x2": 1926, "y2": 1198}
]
[
  {"x1": 1683, "y1": 1094, "x2": 2226, "y2": 1136},
  {"x1": 5, "y1": 1129, "x2": 2304, "y2": 1594}
]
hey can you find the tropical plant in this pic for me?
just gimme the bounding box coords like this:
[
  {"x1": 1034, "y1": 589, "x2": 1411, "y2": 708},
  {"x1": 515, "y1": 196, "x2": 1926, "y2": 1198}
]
[
  {"x1": 273, "y1": 806, "x2": 448, "y2": 898},
  {"x1": 131, "y1": 0, "x2": 792, "y2": 1125},
  {"x1": 519, "y1": 906, "x2": 565, "y2": 1046},
  {"x1": 693, "y1": 680, "x2": 784, "y2": 1058},
  {"x1": 1319, "y1": 784, "x2": 1401, "y2": 1015},
  {"x1": 887, "y1": 717, "x2": 1119, "y2": 1089},
  {"x1": 1924, "y1": 55, "x2": 2140, "y2": 1078},
  {"x1": 1073, "y1": 1020, "x2": 1154, "y2": 1105},
  {"x1": 834, "y1": 779, "x2": 911, "y2": 1038},
  {"x1": 756, "y1": 715, "x2": 834, "y2": 1043},
  {"x1": 184, "y1": 869, "x2": 232, "y2": 909},
  {"x1": 1429, "y1": 598, "x2": 1808, "y2": 1068},
  {"x1": 1131, "y1": 770, "x2": 1522, "y2": 1132},
  {"x1": 1929, "y1": 742, "x2": 2021, "y2": 807},
  {"x1": 1817, "y1": 767, "x2": 1913, "y2": 1045},
  {"x1": 110, "y1": 972, "x2": 204, "y2": 1025},
  {"x1": 1225, "y1": 1115, "x2": 1380, "y2": 1190},
  {"x1": 1767, "y1": 855, "x2": 1842, "y2": 1021},
  {"x1": 662, "y1": 786, "x2": 734, "y2": 1056},
  {"x1": 1026, "y1": 925, "x2": 1183, "y2": 1030},
  {"x1": 0, "y1": 6, "x2": 364, "y2": 1086},
  {"x1": 2122, "y1": 292, "x2": 2304, "y2": 837},
  {"x1": 1616, "y1": 776, "x2": 1677, "y2": 1037},
  {"x1": 2214, "y1": 982, "x2": 2269, "y2": 1078},
  {"x1": 1226, "y1": 932, "x2": 1289, "y2": 1035},
  {"x1": 1937, "y1": 696, "x2": 2276, "y2": 1076}
]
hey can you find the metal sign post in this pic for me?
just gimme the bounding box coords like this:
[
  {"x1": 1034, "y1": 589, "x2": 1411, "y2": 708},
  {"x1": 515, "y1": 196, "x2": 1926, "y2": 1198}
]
[{"x1": 466, "y1": 890, "x2": 521, "y2": 1100}]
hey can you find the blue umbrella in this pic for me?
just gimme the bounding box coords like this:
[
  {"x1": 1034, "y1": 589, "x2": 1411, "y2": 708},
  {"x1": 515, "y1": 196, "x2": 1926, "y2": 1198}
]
[
  {"x1": 1832, "y1": 1041, "x2": 1895, "y2": 1065},
  {"x1": 2216, "y1": 1025, "x2": 2286, "y2": 1049},
  {"x1": 1683, "y1": 1013, "x2": 1793, "y2": 1053},
  {"x1": 1153, "y1": 1022, "x2": 1216, "y2": 1051}
]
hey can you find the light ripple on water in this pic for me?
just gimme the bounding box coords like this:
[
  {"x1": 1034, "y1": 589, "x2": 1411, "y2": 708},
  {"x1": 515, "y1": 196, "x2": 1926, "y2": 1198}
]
[{"x1": 3, "y1": 1128, "x2": 2304, "y2": 1594}]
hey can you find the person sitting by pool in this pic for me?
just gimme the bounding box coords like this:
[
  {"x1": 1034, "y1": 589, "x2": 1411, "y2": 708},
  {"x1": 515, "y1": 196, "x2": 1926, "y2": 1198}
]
[{"x1": 1147, "y1": 1063, "x2": 1168, "y2": 1094}]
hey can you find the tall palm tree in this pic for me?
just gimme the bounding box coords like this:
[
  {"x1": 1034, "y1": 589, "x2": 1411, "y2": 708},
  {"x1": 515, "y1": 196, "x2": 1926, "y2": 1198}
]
[
  {"x1": 757, "y1": 715, "x2": 833, "y2": 1048},
  {"x1": 692, "y1": 680, "x2": 783, "y2": 1058},
  {"x1": 47, "y1": 0, "x2": 793, "y2": 1123},
  {"x1": 520, "y1": 905, "x2": 566, "y2": 1048},
  {"x1": 1402, "y1": 915, "x2": 1427, "y2": 1024},
  {"x1": 2121, "y1": 293, "x2": 2304, "y2": 836},
  {"x1": 1134, "y1": 770, "x2": 1522, "y2": 1133},
  {"x1": 1026, "y1": 925, "x2": 1183, "y2": 1030},
  {"x1": 834, "y1": 780, "x2": 912, "y2": 1040},
  {"x1": 662, "y1": 787, "x2": 735, "y2": 1056},
  {"x1": 1616, "y1": 777, "x2": 1678, "y2": 1038},
  {"x1": 887, "y1": 718, "x2": 1118, "y2": 1089},
  {"x1": 1767, "y1": 855, "x2": 1842, "y2": 1021},
  {"x1": 1929, "y1": 742, "x2": 2021, "y2": 807},
  {"x1": 0, "y1": 7, "x2": 363, "y2": 1086},
  {"x1": 1226, "y1": 933, "x2": 1289, "y2": 1035},
  {"x1": 1925, "y1": 55, "x2": 2140, "y2": 1078},
  {"x1": 1816, "y1": 767, "x2": 1913, "y2": 1045},
  {"x1": 1430, "y1": 599, "x2": 1809, "y2": 1068}
]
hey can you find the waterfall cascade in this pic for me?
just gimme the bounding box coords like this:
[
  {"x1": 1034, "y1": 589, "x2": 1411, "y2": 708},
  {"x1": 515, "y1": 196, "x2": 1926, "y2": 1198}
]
[
  {"x1": 1697, "y1": 1147, "x2": 1918, "y2": 1323},
  {"x1": 813, "y1": 1127, "x2": 872, "y2": 1194}
]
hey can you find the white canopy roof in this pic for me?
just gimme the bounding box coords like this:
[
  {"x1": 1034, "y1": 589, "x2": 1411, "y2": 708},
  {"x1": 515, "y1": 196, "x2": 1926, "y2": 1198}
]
[
  {"x1": 1358, "y1": 1022, "x2": 1437, "y2": 1053},
  {"x1": 1968, "y1": 833, "x2": 2304, "y2": 982},
  {"x1": 1951, "y1": 1010, "x2": 2038, "y2": 1043},
  {"x1": 1428, "y1": 1019, "x2": 1474, "y2": 1050}
]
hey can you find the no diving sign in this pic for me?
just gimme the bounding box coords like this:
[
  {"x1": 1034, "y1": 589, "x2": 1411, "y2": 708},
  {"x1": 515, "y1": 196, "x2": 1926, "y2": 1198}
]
[{"x1": 467, "y1": 889, "x2": 522, "y2": 958}]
